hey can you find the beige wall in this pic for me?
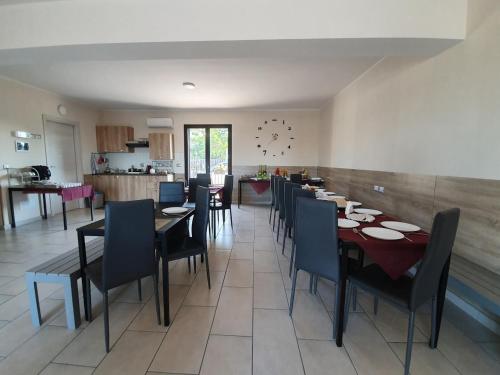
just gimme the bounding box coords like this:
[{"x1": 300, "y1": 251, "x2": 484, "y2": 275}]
[
  {"x1": 99, "y1": 109, "x2": 320, "y2": 173},
  {"x1": 318, "y1": 0, "x2": 500, "y2": 180},
  {"x1": 0, "y1": 77, "x2": 99, "y2": 226}
]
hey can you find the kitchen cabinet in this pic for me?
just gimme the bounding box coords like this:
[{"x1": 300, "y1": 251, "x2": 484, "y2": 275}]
[
  {"x1": 148, "y1": 133, "x2": 174, "y2": 160},
  {"x1": 96, "y1": 125, "x2": 134, "y2": 153}
]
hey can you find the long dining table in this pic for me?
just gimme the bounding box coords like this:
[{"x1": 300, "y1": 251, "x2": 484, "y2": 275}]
[
  {"x1": 331, "y1": 207, "x2": 449, "y2": 349},
  {"x1": 76, "y1": 203, "x2": 194, "y2": 326}
]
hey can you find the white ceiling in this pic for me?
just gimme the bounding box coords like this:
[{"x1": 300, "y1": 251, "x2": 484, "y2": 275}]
[{"x1": 0, "y1": 57, "x2": 379, "y2": 109}]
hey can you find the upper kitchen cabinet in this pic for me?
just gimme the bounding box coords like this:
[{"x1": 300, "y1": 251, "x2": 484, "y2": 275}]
[
  {"x1": 96, "y1": 125, "x2": 134, "y2": 153},
  {"x1": 149, "y1": 133, "x2": 174, "y2": 160}
]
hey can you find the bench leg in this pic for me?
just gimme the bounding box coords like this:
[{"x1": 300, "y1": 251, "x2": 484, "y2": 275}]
[
  {"x1": 26, "y1": 273, "x2": 42, "y2": 327},
  {"x1": 63, "y1": 276, "x2": 81, "y2": 329}
]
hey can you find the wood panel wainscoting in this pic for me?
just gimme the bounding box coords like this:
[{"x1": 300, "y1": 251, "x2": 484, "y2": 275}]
[{"x1": 318, "y1": 166, "x2": 500, "y2": 310}]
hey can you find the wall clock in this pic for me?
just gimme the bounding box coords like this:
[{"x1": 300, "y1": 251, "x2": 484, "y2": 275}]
[{"x1": 255, "y1": 118, "x2": 294, "y2": 157}]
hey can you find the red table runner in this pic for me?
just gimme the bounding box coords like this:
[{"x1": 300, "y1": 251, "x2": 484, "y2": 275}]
[
  {"x1": 338, "y1": 212, "x2": 428, "y2": 280},
  {"x1": 248, "y1": 180, "x2": 270, "y2": 194},
  {"x1": 60, "y1": 185, "x2": 94, "y2": 202}
]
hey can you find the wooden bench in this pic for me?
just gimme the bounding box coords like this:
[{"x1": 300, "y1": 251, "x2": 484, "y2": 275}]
[{"x1": 25, "y1": 238, "x2": 104, "y2": 329}]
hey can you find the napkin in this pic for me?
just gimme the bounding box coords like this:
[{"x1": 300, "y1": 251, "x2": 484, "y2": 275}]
[
  {"x1": 303, "y1": 184, "x2": 310, "y2": 190},
  {"x1": 345, "y1": 201, "x2": 354, "y2": 215}
]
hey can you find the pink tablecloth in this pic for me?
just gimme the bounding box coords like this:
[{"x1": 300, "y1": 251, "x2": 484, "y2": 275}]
[
  {"x1": 60, "y1": 185, "x2": 94, "y2": 202},
  {"x1": 338, "y1": 212, "x2": 428, "y2": 280}
]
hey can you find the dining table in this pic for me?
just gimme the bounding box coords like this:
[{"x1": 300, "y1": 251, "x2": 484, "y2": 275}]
[
  {"x1": 76, "y1": 202, "x2": 194, "y2": 326},
  {"x1": 332, "y1": 207, "x2": 449, "y2": 350}
]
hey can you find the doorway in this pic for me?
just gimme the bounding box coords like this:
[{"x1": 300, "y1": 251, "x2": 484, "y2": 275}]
[
  {"x1": 184, "y1": 125, "x2": 232, "y2": 185},
  {"x1": 43, "y1": 117, "x2": 80, "y2": 215}
]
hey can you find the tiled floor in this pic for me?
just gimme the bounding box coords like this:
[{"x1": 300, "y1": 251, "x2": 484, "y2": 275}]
[{"x1": 0, "y1": 205, "x2": 499, "y2": 374}]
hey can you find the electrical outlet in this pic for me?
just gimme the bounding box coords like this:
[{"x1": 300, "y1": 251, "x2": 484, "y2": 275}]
[
  {"x1": 374, "y1": 185, "x2": 379, "y2": 192},
  {"x1": 379, "y1": 186, "x2": 384, "y2": 193}
]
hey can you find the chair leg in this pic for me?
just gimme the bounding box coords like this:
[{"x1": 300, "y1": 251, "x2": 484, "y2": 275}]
[
  {"x1": 352, "y1": 286, "x2": 357, "y2": 311},
  {"x1": 223, "y1": 209, "x2": 226, "y2": 223},
  {"x1": 276, "y1": 219, "x2": 280, "y2": 241},
  {"x1": 273, "y1": 210, "x2": 277, "y2": 231},
  {"x1": 86, "y1": 277, "x2": 93, "y2": 321},
  {"x1": 404, "y1": 311, "x2": 416, "y2": 375},
  {"x1": 229, "y1": 208, "x2": 233, "y2": 229},
  {"x1": 103, "y1": 291, "x2": 110, "y2": 353},
  {"x1": 282, "y1": 225, "x2": 287, "y2": 254},
  {"x1": 288, "y1": 239, "x2": 295, "y2": 278},
  {"x1": 187, "y1": 256, "x2": 191, "y2": 273},
  {"x1": 344, "y1": 284, "x2": 352, "y2": 332},
  {"x1": 313, "y1": 275, "x2": 319, "y2": 294},
  {"x1": 201, "y1": 253, "x2": 204, "y2": 263},
  {"x1": 153, "y1": 274, "x2": 161, "y2": 325},
  {"x1": 373, "y1": 296, "x2": 379, "y2": 315},
  {"x1": 289, "y1": 268, "x2": 298, "y2": 316},
  {"x1": 430, "y1": 295, "x2": 437, "y2": 348},
  {"x1": 194, "y1": 256, "x2": 197, "y2": 273},
  {"x1": 205, "y1": 251, "x2": 211, "y2": 289},
  {"x1": 137, "y1": 278, "x2": 142, "y2": 301},
  {"x1": 309, "y1": 274, "x2": 314, "y2": 294},
  {"x1": 269, "y1": 206, "x2": 273, "y2": 223},
  {"x1": 334, "y1": 283, "x2": 343, "y2": 338}
]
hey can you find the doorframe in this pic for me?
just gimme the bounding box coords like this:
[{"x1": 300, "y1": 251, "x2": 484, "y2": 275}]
[
  {"x1": 183, "y1": 124, "x2": 232, "y2": 180},
  {"x1": 42, "y1": 114, "x2": 84, "y2": 209}
]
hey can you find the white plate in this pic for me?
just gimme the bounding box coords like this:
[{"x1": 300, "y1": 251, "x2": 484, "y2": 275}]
[
  {"x1": 354, "y1": 208, "x2": 382, "y2": 216},
  {"x1": 362, "y1": 227, "x2": 404, "y2": 240},
  {"x1": 381, "y1": 221, "x2": 421, "y2": 232},
  {"x1": 325, "y1": 192, "x2": 336, "y2": 195},
  {"x1": 346, "y1": 213, "x2": 375, "y2": 223},
  {"x1": 338, "y1": 218, "x2": 360, "y2": 228},
  {"x1": 162, "y1": 207, "x2": 189, "y2": 214},
  {"x1": 349, "y1": 201, "x2": 362, "y2": 207}
]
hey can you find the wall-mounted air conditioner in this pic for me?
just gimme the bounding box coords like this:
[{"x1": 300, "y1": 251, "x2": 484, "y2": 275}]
[{"x1": 146, "y1": 117, "x2": 173, "y2": 128}]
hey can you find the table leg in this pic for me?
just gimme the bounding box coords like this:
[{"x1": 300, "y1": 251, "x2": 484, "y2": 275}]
[
  {"x1": 161, "y1": 235, "x2": 170, "y2": 326},
  {"x1": 8, "y1": 188, "x2": 16, "y2": 228},
  {"x1": 430, "y1": 256, "x2": 451, "y2": 348},
  {"x1": 62, "y1": 201, "x2": 67, "y2": 230},
  {"x1": 89, "y1": 197, "x2": 94, "y2": 221},
  {"x1": 336, "y1": 244, "x2": 348, "y2": 347},
  {"x1": 238, "y1": 181, "x2": 242, "y2": 208},
  {"x1": 42, "y1": 193, "x2": 48, "y2": 219},
  {"x1": 77, "y1": 231, "x2": 89, "y2": 321}
]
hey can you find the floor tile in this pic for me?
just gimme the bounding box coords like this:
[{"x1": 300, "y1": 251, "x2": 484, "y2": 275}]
[
  {"x1": 481, "y1": 342, "x2": 500, "y2": 362},
  {"x1": 183, "y1": 271, "x2": 224, "y2": 307},
  {"x1": 254, "y1": 251, "x2": 280, "y2": 272},
  {"x1": 54, "y1": 302, "x2": 142, "y2": 367},
  {"x1": 149, "y1": 305, "x2": 215, "y2": 374},
  {"x1": 93, "y1": 331, "x2": 164, "y2": 375},
  {"x1": 224, "y1": 259, "x2": 253, "y2": 287},
  {"x1": 253, "y1": 272, "x2": 288, "y2": 309},
  {"x1": 230, "y1": 243, "x2": 254, "y2": 260},
  {"x1": 253, "y1": 308, "x2": 304, "y2": 375},
  {"x1": 299, "y1": 339, "x2": 357, "y2": 375},
  {"x1": 212, "y1": 287, "x2": 253, "y2": 336},
  {"x1": 200, "y1": 335, "x2": 252, "y2": 375},
  {"x1": 39, "y1": 363, "x2": 95, "y2": 375}
]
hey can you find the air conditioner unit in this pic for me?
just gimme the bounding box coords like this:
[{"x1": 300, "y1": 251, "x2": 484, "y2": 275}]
[{"x1": 146, "y1": 117, "x2": 173, "y2": 128}]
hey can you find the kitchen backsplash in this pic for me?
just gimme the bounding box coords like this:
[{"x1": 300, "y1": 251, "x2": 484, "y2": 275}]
[{"x1": 104, "y1": 148, "x2": 173, "y2": 171}]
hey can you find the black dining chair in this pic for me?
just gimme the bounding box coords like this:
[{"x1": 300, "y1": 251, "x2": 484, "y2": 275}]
[
  {"x1": 210, "y1": 174, "x2": 234, "y2": 228},
  {"x1": 345, "y1": 208, "x2": 460, "y2": 375},
  {"x1": 290, "y1": 197, "x2": 357, "y2": 339},
  {"x1": 269, "y1": 175, "x2": 276, "y2": 223},
  {"x1": 281, "y1": 182, "x2": 301, "y2": 254},
  {"x1": 288, "y1": 187, "x2": 316, "y2": 277},
  {"x1": 84, "y1": 199, "x2": 160, "y2": 352},
  {"x1": 165, "y1": 186, "x2": 212, "y2": 280},
  {"x1": 276, "y1": 177, "x2": 286, "y2": 240},
  {"x1": 196, "y1": 173, "x2": 211, "y2": 187},
  {"x1": 290, "y1": 173, "x2": 302, "y2": 184},
  {"x1": 159, "y1": 181, "x2": 185, "y2": 204},
  {"x1": 272, "y1": 176, "x2": 282, "y2": 231}
]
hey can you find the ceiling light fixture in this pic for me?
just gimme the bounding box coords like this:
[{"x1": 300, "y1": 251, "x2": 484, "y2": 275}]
[{"x1": 183, "y1": 82, "x2": 196, "y2": 90}]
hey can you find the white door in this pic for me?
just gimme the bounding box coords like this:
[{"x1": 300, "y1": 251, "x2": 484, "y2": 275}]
[{"x1": 44, "y1": 120, "x2": 79, "y2": 215}]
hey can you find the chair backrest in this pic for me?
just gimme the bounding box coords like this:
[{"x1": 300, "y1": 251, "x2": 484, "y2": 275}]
[
  {"x1": 284, "y1": 182, "x2": 301, "y2": 226},
  {"x1": 270, "y1": 175, "x2": 276, "y2": 206},
  {"x1": 292, "y1": 187, "x2": 316, "y2": 227},
  {"x1": 409, "y1": 208, "x2": 460, "y2": 310},
  {"x1": 102, "y1": 200, "x2": 155, "y2": 291},
  {"x1": 159, "y1": 181, "x2": 185, "y2": 204},
  {"x1": 273, "y1": 176, "x2": 281, "y2": 211},
  {"x1": 187, "y1": 178, "x2": 197, "y2": 203},
  {"x1": 196, "y1": 173, "x2": 211, "y2": 187},
  {"x1": 221, "y1": 175, "x2": 234, "y2": 206},
  {"x1": 278, "y1": 177, "x2": 286, "y2": 219},
  {"x1": 294, "y1": 197, "x2": 340, "y2": 281},
  {"x1": 290, "y1": 173, "x2": 302, "y2": 184},
  {"x1": 192, "y1": 186, "x2": 210, "y2": 248}
]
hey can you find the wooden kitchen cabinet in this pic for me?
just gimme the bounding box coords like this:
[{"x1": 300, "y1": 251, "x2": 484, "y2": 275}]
[
  {"x1": 96, "y1": 125, "x2": 134, "y2": 153},
  {"x1": 148, "y1": 133, "x2": 174, "y2": 160}
]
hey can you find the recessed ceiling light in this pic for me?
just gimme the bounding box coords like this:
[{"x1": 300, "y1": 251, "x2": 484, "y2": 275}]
[{"x1": 183, "y1": 82, "x2": 196, "y2": 90}]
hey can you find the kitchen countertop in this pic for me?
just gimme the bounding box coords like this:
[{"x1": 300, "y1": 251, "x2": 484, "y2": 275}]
[{"x1": 91, "y1": 173, "x2": 172, "y2": 177}]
